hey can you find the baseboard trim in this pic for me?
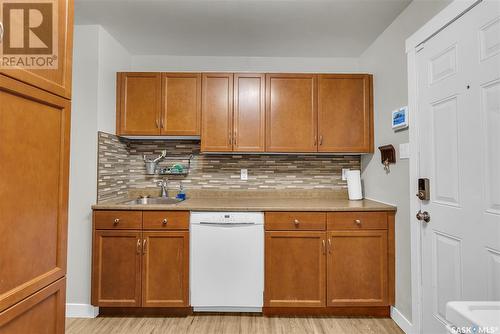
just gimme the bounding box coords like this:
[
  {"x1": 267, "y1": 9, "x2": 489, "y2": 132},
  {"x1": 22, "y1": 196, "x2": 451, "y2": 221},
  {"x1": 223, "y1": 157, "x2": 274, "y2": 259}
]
[
  {"x1": 263, "y1": 306, "x2": 390, "y2": 317},
  {"x1": 66, "y1": 303, "x2": 99, "y2": 318},
  {"x1": 390, "y1": 306, "x2": 412, "y2": 334}
]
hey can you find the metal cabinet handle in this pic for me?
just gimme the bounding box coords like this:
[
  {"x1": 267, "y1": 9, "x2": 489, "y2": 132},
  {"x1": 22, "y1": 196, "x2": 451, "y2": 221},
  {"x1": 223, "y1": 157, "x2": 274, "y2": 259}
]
[
  {"x1": 155, "y1": 119, "x2": 160, "y2": 128},
  {"x1": 294, "y1": 219, "x2": 300, "y2": 226},
  {"x1": 322, "y1": 240, "x2": 326, "y2": 255},
  {"x1": 136, "y1": 239, "x2": 141, "y2": 254},
  {"x1": 229, "y1": 132, "x2": 232, "y2": 146},
  {"x1": 314, "y1": 136, "x2": 317, "y2": 146},
  {"x1": 328, "y1": 238, "x2": 332, "y2": 254},
  {"x1": 160, "y1": 118, "x2": 164, "y2": 129},
  {"x1": 319, "y1": 135, "x2": 323, "y2": 146},
  {"x1": 354, "y1": 219, "x2": 361, "y2": 225},
  {"x1": 233, "y1": 130, "x2": 237, "y2": 147},
  {"x1": 0, "y1": 22, "x2": 4, "y2": 43},
  {"x1": 113, "y1": 218, "x2": 120, "y2": 225},
  {"x1": 162, "y1": 218, "x2": 168, "y2": 225},
  {"x1": 143, "y1": 239, "x2": 147, "y2": 254}
]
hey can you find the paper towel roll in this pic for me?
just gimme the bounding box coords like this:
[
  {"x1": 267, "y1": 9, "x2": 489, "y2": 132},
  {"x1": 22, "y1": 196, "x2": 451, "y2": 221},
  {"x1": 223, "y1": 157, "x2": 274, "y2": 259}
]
[{"x1": 347, "y1": 170, "x2": 363, "y2": 200}]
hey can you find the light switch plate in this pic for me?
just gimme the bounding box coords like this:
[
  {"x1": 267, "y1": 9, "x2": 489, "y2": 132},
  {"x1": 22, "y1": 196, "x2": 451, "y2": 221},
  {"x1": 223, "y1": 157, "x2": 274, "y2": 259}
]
[
  {"x1": 342, "y1": 168, "x2": 350, "y2": 181},
  {"x1": 399, "y1": 143, "x2": 410, "y2": 160},
  {"x1": 240, "y1": 169, "x2": 248, "y2": 181}
]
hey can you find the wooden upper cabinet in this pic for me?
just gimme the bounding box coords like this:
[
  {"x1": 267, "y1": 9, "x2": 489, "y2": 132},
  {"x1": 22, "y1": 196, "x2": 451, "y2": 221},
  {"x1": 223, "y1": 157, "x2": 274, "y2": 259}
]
[
  {"x1": 233, "y1": 73, "x2": 265, "y2": 152},
  {"x1": 0, "y1": 0, "x2": 74, "y2": 99},
  {"x1": 318, "y1": 74, "x2": 373, "y2": 152},
  {"x1": 201, "y1": 73, "x2": 234, "y2": 152},
  {"x1": 327, "y1": 230, "x2": 388, "y2": 307},
  {"x1": 117, "y1": 72, "x2": 162, "y2": 136},
  {"x1": 161, "y1": 73, "x2": 201, "y2": 136},
  {"x1": 265, "y1": 231, "x2": 326, "y2": 307},
  {"x1": 0, "y1": 76, "x2": 70, "y2": 312},
  {"x1": 266, "y1": 74, "x2": 317, "y2": 152},
  {"x1": 92, "y1": 230, "x2": 142, "y2": 307},
  {"x1": 142, "y1": 231, "x2": 189, "y2": 307}
]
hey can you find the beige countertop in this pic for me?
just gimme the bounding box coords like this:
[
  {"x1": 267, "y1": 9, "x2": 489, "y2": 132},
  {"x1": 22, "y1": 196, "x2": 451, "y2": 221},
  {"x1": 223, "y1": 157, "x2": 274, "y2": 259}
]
[{"x1": 92, "y1": 196, "x2": 396, "y2": 212}]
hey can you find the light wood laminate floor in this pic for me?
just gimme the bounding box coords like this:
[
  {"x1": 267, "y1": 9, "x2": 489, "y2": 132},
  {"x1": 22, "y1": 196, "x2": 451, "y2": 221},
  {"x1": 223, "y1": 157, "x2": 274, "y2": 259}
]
[{"x1": 66, "y1": 315, "x2": 404, "y2": 334}]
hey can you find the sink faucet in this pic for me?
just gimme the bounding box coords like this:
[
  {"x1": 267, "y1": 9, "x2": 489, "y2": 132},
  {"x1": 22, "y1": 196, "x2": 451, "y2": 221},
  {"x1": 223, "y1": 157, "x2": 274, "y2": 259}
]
[{"x1": 157, "y1": 179, "x2": 168, "y2": 198}]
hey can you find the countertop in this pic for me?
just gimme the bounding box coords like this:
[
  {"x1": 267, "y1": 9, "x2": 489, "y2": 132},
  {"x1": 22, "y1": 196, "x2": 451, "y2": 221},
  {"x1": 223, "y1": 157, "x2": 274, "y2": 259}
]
[{"x1": 92, "y1": 197, "x2": 396, "y2": 212}]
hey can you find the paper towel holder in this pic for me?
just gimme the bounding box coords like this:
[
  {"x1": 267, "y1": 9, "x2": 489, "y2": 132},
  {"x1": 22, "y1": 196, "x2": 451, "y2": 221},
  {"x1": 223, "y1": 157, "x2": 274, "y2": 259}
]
[{"x1": 378, "y1": 144, "x2": 396, "y2": 173}]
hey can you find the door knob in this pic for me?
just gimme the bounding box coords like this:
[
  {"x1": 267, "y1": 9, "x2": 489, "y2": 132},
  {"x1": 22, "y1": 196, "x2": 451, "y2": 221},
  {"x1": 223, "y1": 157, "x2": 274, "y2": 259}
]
[{"x1": 416, "y1": 210, "x2": 430, "y2": 223}]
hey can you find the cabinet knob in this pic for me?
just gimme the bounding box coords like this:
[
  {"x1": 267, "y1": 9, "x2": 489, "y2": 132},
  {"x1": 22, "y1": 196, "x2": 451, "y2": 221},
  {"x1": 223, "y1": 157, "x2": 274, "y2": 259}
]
[
  {"x1": 354, "y1": 219, "x2": 361, "y2": 225},
  {"x1": 113, "y1": 218, "x2": 120, "y2": 225},
  {"x1": 162, "y1": 218, "x2": 168, "y2": 225},
  {"x1": 294, "y1": 219, "x2": 300, "y2": 225}
]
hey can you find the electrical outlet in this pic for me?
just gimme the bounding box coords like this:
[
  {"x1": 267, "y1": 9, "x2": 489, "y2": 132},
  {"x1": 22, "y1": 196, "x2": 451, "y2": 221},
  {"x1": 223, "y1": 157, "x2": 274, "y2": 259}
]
[
  {"x1": 399, "y1": 143, "x2": 410, "y2": 159},
  {"x1": 240, "y1": 169, "x2": 248, "y2": 181},
  {"x1": 342, "y1": 168, "x2": 350, "y2": 181}
]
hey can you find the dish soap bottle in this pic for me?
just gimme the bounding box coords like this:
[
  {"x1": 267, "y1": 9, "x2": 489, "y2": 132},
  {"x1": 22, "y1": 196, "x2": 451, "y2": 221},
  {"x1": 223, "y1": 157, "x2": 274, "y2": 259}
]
[{"x1": 176, "y1": 184, "x2": 186, "y2": 201}]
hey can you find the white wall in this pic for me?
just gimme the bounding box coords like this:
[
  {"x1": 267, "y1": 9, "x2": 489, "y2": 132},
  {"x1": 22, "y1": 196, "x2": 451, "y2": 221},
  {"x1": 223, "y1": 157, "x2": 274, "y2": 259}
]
[
  {"x1": 131, "y1": 55, "x2": 359, "y2": 72},
  {"x1": 67, "y1": 25, "x2": 130, "y2": 317},
  {"x1": 358, "y1": 0, "x2": 451, "y2": 324}
]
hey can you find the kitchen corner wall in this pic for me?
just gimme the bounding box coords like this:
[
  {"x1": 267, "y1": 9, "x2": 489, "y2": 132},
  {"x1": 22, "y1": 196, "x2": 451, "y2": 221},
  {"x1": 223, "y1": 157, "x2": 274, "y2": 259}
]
[
  {"x1": 67, "y1": 25, "x2": 131, "y2": 314},
  {"x1": 97, "y1": 132, "x2": 360, "y2": 202},
  {"x1": 358, "y1": 0, "x2": 451, "y2": 324}
]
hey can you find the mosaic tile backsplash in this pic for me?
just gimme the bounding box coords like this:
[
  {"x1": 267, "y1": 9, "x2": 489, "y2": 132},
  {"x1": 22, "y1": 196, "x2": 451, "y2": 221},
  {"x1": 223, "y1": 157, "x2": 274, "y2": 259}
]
[{"x1": 97, "y1": 132, "x2": 361, "y2": 202}]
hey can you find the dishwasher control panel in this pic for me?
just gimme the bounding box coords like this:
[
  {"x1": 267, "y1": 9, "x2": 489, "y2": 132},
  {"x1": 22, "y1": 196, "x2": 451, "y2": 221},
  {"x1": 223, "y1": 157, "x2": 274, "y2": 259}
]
[{"x1": 190, "y1": 212, "x2": 264, "y2": 225}]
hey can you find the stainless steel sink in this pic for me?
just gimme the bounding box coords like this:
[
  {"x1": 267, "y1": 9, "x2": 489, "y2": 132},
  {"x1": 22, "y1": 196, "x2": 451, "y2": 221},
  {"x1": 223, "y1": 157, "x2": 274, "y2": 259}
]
[{"x1": 122, "y1": 197, "x2": 183, "y2": 205}]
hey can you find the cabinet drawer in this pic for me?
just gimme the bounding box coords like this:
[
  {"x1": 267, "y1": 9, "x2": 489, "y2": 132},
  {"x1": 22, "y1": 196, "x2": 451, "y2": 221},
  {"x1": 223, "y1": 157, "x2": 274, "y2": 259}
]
[
  {"x1": 94, "y1": 211, "x2": 142, "y2": 229},
  {"x1": 327, "y1": 212, "x2": 387, "y2": 230},
  {"x1": 265, "y1": 212, "x2": 326, "y2": 231},
  {"x1": 143, "y1": 211, "x2": 189, "y2": 230}
]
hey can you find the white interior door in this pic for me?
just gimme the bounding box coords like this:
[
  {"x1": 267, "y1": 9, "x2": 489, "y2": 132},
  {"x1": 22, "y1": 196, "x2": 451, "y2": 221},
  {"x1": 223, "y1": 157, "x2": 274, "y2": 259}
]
[{"x1": 416, "y1": 1, "x2": 500, "y2": 333}]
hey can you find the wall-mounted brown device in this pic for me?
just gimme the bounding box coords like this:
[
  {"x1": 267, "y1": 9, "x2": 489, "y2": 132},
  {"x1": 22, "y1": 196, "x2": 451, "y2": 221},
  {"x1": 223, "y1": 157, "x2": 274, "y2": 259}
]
[
  {"x1": 378, "y1": 144, "x2": 396, "y2": 172},
  {"x1": 416, "y1": 178, "x2": 430, "y2": 200}
]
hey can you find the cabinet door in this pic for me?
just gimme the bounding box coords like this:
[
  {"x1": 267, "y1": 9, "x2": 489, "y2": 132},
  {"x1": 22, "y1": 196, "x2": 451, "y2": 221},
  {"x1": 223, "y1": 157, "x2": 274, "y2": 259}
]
[
  {"x1": 161, "y1": 73, "x2": 201, "y2": 136},
  {"x1": 117, "y1": 72, "x2": 162, "y2": 136},
  {"x1": 0, "y1": 278, "x2": 66, "y2": 334},
  {"x1": 0, "y1": 75, "x2": 70, "y2": 312},
  {"x1": 0, "y1": 0, "x2": 74, "y2": 99},
  {"x1": 265, "y1": 231, "x2": 326, "y2": 307},
  {"x1": 318, "y1": 75, "x2": 373, "y2": 152},
  {"x1": 265, "y1": 74, "x2": 317, "y2": 152},
  {"x1": 233, "y1": 73, "x2": 265, "y2": 152},
  {"x1": 92, "y1": 230, "x2": 142, "y2": 307},
  {"x1": 327, "y1": 230, "x2": 388, "y2": 306},
  {"x1": 201, "y1": 73, "x2": 234, "y2": 152},
  {"x1": 142, "y1": 231, "x2": 189, "y2": 307}
]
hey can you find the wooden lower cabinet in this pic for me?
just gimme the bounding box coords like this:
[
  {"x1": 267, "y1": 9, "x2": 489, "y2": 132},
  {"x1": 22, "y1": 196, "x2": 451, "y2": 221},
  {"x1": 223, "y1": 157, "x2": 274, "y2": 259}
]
[
  {"x1": 264, "y1": 211, "x2": 394, "y2": 315},
  {"x1": 0, "y1": 278, "x2": 66, "y2": 334},
  {"x1": 142, "y1": 231, "x2": 189, "y2": 307},
  {"x1": 327, "y1": 230, "x2": 388, "y2": 306},
  {"x1": 92, "y1": 230, "x2": 142, "y2": 307},
  {"x1": 264, "y1": 231, "x2": 326, "y2": 307},
  {"x1": 92, "y1": 210, "x2": 190, "y2": 310}
]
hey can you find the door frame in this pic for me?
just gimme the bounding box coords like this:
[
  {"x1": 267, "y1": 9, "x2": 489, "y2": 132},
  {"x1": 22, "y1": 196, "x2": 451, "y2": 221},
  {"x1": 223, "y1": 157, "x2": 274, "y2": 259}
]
[{"x1": 405, "y1": 1, "x2": 482, "y2": 333}]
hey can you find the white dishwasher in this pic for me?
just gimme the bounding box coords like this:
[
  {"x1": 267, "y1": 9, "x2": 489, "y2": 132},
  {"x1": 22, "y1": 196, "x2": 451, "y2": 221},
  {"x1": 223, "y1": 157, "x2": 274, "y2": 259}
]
[{"x1": 190, "y1": 212, "x2": 264, "y2": 312}]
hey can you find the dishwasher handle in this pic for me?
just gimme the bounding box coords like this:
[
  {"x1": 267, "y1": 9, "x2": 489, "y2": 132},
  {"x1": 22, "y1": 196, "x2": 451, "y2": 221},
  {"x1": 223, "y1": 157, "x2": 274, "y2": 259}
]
[{"x1": 198, "y1": 222, "x2": 256, "y2": 226}]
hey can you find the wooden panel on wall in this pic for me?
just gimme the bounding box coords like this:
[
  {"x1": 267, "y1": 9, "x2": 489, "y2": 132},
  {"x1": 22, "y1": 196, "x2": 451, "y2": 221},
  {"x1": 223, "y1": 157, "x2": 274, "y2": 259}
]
[
  {"x1": 265, "y1": 74, "x2": 317, "y2": 152},
  {"x1": 142, "y1": 231, "x2": 189, "y2": 307},
  {"x1": 117, "y1": 72, "x2": 162, "y2": 136},
  {"x1": 0, "y1": 278, "x2": 66, "y2": 334},
  {"x1": 162, "y1": 73, "x2": 201, "y2": 136},
  {"x1": 233, "y1": 73, "x2": 265, "y2": 152},
  {"x1": 318, "y1": 74, "x2": 373, "y2": 152},
  {"x1": 92, "y1": 230, "x2": 142, "y2": 307},
  {"x1": 0, "y1": 0, "x2": 74, "y2": 99},
  {"x1": 0, "y1": 75, "x2": 70, "y2": 312},
  {"x1": 201, "y1": 73, "x2": 234, "y2": 152},
  {"x1": 265, "y1": 231, "x2": 326, "y2": 307}
]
